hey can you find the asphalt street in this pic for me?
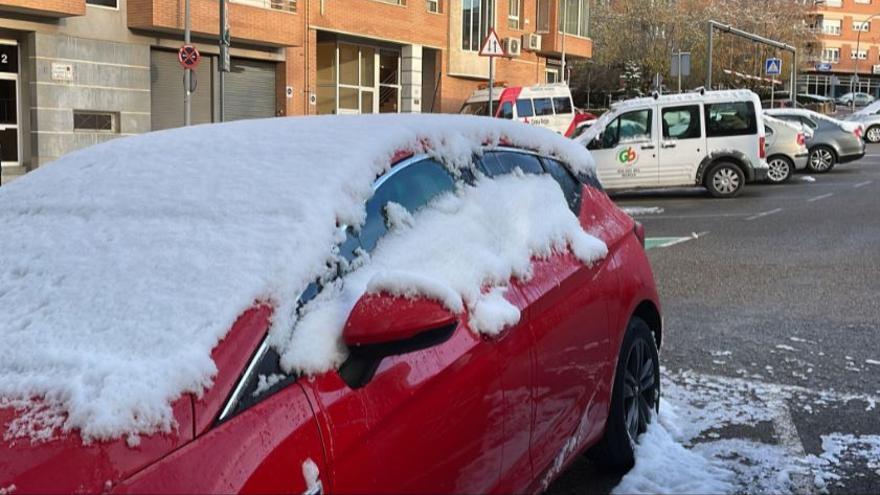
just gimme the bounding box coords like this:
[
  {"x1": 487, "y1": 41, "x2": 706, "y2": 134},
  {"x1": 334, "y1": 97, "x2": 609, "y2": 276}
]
[{"x1": 547, "y1": 145, "x2": 880, "y2": 494}]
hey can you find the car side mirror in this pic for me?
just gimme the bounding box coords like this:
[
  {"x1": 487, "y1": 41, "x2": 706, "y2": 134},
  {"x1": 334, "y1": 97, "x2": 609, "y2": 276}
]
[{"x1": 339, "y1": 293, "x2": 458, "y2": 388}]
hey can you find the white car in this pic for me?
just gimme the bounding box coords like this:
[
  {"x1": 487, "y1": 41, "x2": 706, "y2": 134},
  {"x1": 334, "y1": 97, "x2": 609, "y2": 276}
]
[{"x1": 578, "y1": 90, "x2": 769, "y2": 198}]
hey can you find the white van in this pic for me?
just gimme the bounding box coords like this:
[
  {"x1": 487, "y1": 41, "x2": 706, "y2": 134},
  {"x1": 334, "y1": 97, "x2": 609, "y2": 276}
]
[
  {"x1": 460, "y1": 83, "x2": 584, "y2": 136},
  {"x1": 579, "y1": 90, "x2": 769, "y2": 197}
]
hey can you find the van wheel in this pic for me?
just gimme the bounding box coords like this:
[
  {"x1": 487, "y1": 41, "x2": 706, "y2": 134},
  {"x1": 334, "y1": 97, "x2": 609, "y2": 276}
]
[
  {"x1": 866, "y1": 126, "x2": 880, "y2": 143},
  {"x1": 766, "y1": 156, "x2": 793, "y2": 184},
  {"x1": 808, "y1": 146, "x2": 836, "y2": 173},
  {"x1": 587, "y1": 317, "x2": 660, "y2": 472},
  {"x1": 705, "y1": 162, "x2": 744, "y2": 198}
]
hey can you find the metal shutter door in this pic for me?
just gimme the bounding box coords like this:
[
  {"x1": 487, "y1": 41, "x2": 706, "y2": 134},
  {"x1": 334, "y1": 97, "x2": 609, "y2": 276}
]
[
  {"x1": 150, "y1": 49, "x2": 213, "y2": 131},
  {"x1": 225, "y1": 59, "x2": 276, "y2": 121}
]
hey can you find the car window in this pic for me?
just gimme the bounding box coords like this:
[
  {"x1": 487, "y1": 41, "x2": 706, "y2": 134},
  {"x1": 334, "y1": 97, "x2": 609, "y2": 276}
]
[
  {"x1": 599, "y1": 109, "x2": 652, "y2": 149},
  {"x1": 359, "y1": 159, "x2": 456, "y2": 253},
  {"x1": 764, "y1": 124, "x2": 775, "y2": 136},
  {"x1": 662, "y1": 105, "x2": 701, "y2": 140},
  {"x1": 705, "y1": 101, "x2": 757, "y2": 137},
  {"x1": 541, "y1": 158, "x2": 582, "y2": 213},
  {"x1": 480, "y1": 151, "x2": 543, "y2": 177},
  {"x1": 553, "y1": 97, "x2": 573, "y2": 114},
  {"x1": 516, "y1": 99, "x2": 535, "y2": 118},
  {"x1": 499, "y1": 101, "x2": 514, "y2": 119},
  {"x1": 533, "y1": 98, "x2": 554, "y2": 116}
]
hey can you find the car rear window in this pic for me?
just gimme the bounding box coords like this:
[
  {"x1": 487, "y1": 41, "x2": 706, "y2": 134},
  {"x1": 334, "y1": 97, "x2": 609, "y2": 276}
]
[
  {"x1": 480, "y1": 151, "x2": 544, "y2": 177},
  {"x1": 533, "y1": 98, "x2": 554, "y2": 116},
  {"x1": 705, "y1": 101, "x2": 757, "y2": 137},
  {"x1": 516, "y1": 99, "x2": 534, "y2": 117},
  {"x1": 553, "y1": 97, "x2": 573, "y2": 114}
]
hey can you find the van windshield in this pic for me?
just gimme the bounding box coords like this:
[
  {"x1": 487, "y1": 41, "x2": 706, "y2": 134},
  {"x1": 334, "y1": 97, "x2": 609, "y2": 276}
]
[{"x1": 460, "y1": 101, "x2": 492, "y2": 116}]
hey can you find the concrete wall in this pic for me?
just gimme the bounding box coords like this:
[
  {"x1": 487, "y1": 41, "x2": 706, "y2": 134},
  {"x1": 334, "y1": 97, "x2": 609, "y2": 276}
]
[{"x1": 28, "y1": 31, "x2": 149, "y2": 166}]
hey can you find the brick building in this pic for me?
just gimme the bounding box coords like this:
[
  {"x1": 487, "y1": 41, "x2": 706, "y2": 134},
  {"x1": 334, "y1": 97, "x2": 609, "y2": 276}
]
[
  {"x1": 806, "y1": 0, "x2": 880, "y2": 97},
  {"x1": 0, "y1": 0, "x2": 591, "y2": 182}
]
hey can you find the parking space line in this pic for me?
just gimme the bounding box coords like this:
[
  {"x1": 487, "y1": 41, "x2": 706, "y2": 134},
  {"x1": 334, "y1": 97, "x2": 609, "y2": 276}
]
[
  {"x1": 807, "y1": 193, "x2": 834, "y2": 203},
  {"x1": 769, "y1": 400, "x2": 816, "y2": 495},
  {"x1": 745, "y1": 208, "x2": 783, "y2": 221},
  {"x1": 854, "y1": 180, "x2": 873, "y2": 188}
]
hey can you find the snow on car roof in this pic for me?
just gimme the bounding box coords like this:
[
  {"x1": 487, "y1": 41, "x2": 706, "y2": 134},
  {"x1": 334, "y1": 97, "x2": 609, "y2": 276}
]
[
  {"x1": 852, "y1": 99, "x2": 880, "y2": 116},
  {"x1": 764, "y1": 108, "x2": 859, "y2": 131},
  {"x1": 0, "y1": 114, "x2": 597, "y2": 444}
]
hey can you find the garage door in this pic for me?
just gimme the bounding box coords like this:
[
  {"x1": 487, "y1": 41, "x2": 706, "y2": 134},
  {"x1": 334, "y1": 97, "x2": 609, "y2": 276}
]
[
  {"x1": 151, "y1": 49, "x2": 213, "y2": 131},
  {"x1": 225, "y1": 59, "x2": 276, "y2": 121}
]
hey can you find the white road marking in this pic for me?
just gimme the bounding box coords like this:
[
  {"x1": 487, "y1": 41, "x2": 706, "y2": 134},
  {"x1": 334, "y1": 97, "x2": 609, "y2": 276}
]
[
  {"x1": 854, "y1": 180, "x2": 873, "y2": 188},
  {"x1": 745, "y1": 208, "x2": 783, "y2": 221},
  {"x1": 807, "y1": 193, "x2": 834, "y2": 202},
  {"x1": 769, "y1": 400, "x2": 817, "y2": 495}
]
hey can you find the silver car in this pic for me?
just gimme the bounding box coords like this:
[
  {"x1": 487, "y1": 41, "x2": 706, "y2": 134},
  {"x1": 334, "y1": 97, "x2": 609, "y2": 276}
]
[
  {"x1": 845, "y1": 100, "x2": 880, "y2": 143},
  {"x1": 765, "y1": 109, "x2": 866, "y2": 173},
  {"x1": 763, "y1": 115, "x2": 809, "y2": 183}
]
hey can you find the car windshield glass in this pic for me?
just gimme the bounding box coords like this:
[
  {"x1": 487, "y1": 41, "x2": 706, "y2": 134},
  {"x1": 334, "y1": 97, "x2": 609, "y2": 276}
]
[{"x1": 460, "y1": 101, "x2": 490, "y2": 116}]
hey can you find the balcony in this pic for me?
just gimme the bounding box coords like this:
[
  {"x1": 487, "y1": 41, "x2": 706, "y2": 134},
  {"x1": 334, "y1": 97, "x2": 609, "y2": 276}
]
[
  {"x1": 128, "y1": 0, "x2": 303, "y2": 48},
  {"x1": 0, "y1": 0, "x2": 85, "y2": 17}
]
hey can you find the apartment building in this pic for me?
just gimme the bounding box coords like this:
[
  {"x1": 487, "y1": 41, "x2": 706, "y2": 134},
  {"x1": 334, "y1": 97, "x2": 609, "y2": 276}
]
[
  {"x1": 807, "y1": 0, "x2": 880, "y2": 97},
  {"x1": 0, "y1": 0, "x2": 591, "y2": 182}
]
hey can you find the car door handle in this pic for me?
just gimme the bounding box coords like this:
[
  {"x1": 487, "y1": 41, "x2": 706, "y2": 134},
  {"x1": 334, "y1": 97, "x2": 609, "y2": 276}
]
[
  {"x1": 640, "y1": 144, "x2": 656, "y2": 150},
  {"x1": 661, "y1": 142, "x2": 676, "y2": 149}
]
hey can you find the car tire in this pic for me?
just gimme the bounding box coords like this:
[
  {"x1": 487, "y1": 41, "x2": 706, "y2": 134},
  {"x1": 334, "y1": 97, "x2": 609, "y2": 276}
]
[
  {"x1": 808, "y1": 146, "x2": 836, "y2": 173},
  {"x1": 766, "y1": 156, "x2": 794, "y2": 184},
  {"x1": 866, "y1": 126, "x2": 880, "y2": 144},
  {"x1": 704, "y1": 162, "x2": 745, "y2": 198},
  {"x1": 587, "y1": 317, "x2": 660, "y2": 472}
]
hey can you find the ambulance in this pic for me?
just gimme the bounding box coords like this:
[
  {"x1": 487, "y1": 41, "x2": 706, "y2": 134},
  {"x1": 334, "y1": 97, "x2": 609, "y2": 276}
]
[{"x1": 460, "y1": 83, "x2": 588, "y2": 137}]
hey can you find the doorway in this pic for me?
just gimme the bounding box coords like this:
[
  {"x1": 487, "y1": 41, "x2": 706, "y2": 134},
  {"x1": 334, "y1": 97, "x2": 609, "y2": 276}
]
[{"x1": 0, "y1": 40, "x2": 19, "y2": 167}]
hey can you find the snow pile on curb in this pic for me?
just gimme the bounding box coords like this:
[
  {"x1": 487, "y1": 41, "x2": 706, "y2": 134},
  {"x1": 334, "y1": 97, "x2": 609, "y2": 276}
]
[
  {"x1": 275, "y1": 173, "x2": 607, "y2": 375},
  {"x1": 0, "y1": 114, "x2": 597, "y2": 443}
]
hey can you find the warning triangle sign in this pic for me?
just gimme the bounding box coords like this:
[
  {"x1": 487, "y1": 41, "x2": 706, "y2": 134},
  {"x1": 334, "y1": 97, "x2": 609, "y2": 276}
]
[{"x1": 479, "y1": 28, "x2": 505, "y2": 57}]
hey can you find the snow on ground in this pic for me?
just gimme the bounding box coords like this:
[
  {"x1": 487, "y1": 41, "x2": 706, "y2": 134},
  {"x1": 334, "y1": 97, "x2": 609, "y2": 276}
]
[
  {"x1": 613, "y1": 370, "x2": 880, "y2": 494},
  {"x1": 620, "y1": 206, "x2": 665, "y2": 216},
  {"x1": 0, "y1": 114, "x2": 597, "y2": 443},
  {"x1": 277, "y1": 173, "x2": 607, "y2": 375},
  {"x1": 800, "y1": 176, "x2": 817, "y2": 183}
]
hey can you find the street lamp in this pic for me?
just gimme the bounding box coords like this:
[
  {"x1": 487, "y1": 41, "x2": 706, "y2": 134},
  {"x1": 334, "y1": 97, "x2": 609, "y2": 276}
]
[{"x1": 850, "y1": 12, "x2": 880, "y2": 112}]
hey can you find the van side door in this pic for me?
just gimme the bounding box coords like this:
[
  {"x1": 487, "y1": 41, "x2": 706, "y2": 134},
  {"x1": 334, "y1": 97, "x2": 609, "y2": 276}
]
[
  {"x1": 590, "y1": 107, "x2": 660, "y2": 190},
  {"x1": 658, "y1": 104, "x2": 707, "y2": 186}
]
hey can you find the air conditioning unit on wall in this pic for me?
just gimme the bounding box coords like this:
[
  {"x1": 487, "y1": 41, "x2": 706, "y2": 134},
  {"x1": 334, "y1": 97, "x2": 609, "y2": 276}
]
[
  {"x1": 505, "y1": 37, "x2": 522, "y2": 57},
  {"x1": 523, "y1": 33, "x2": 542, "y2": 52}
]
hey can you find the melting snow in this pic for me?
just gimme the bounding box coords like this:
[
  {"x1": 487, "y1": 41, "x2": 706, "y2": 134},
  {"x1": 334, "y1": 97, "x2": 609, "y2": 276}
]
[
  {"x1": 0, "y1": 114, "x2": 596, "y2": 443},
  {"x1": 620, "y1": 206, "x2": 665, "y2": 216}
]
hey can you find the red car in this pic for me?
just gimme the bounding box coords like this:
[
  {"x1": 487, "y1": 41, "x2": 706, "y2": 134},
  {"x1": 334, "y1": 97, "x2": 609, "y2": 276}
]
[{"x1": 1, "y1": 138, "x2": 661, "y2": 494}]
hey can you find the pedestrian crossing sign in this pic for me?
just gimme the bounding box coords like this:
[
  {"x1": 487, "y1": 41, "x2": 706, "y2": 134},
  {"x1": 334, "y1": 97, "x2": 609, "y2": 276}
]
[{"x1": 765, "y1": 58, "x2": 782, "y2": 76}]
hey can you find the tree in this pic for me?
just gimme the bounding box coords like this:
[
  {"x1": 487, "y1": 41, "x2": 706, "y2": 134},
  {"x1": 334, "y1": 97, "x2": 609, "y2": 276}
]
[{"x1": 571, "y1": 0, "x2": 819, "y2": 108}]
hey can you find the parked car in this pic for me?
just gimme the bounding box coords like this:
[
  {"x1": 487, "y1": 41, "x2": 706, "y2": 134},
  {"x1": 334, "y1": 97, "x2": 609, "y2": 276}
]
[
  {"x1": 0, "y1": 115, "x2": 663, "y2": 493},
  {"x1": 761, "y1": 92, "x2": 836, "y2": 114},
  {"x1": 763, "y1": 115, "x2": 809, "y2": 183},
  {"x1": 460, "y1": 83, "x2": 584, "y2": 137},
  {"x1": 765, "y1": 108, "x2": 866, "y2": 173},
  {"x1": 579, "y1": 89, "x2": 769, "y2": 198},
  {"x1": 845, "y1": 99, "x2": 880, "y2": 143},
  {"x1": 836, "y1": 92, "x2": 875, "y2": 107}
]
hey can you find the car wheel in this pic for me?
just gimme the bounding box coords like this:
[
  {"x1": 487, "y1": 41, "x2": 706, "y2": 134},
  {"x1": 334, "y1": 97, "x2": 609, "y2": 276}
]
[
  {"x1": 808, "y1": 146, "x2": 836, "y2": 173},
  {"x1": 587, "y1": 317, "x2": 660, "y2": 472},
  {"x1": 866, "y1": 126, "x2": 880, "y2": 143},
  {"x1": 766, "y1": 156, "x2": 794, "y2": 184},
  {"x1": 705, "y1": 162, "x2": 745, "y2": 198}
]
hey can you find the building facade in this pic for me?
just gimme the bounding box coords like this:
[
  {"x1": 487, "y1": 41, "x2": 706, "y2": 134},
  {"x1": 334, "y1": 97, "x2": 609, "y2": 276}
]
[
  {"x1": 0, "y1": 0, "x2": 591, "y2": 183},
  {"x1": 806, "y1": 0, "x2": 880, "y2": 98}
]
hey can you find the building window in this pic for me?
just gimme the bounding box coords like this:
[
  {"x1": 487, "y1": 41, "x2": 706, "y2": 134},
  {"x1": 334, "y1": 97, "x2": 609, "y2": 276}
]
[
  {"x1": 316, "y1": 41, "x2": 400, "y2": 115},
  {"x1": 462, "y1": 0, "x2": 496, "y2": 51},
  {"x1": 825, "y1": 0, "x2": 842, "y2": 6},
  {"x1": 536, "y1": 0, "x2": 550, "y2": 33},
  {"x1": 559, "y1": 0, "x2": 589, "y2": 38},
  {"x1": 73, "y1": 111, "x2": 117, "y2": 133},
  {"x1": 230, "y1": 0, "x2": 297, "y2": 13},
  {"x1": 508, "y1": 0, "x2": 521, "y2": 29},
  {"x1": 822, "y1": 48, "x2": 840, "y2": 63},
  {"x1": 86, "y1": 0, "x2": 118, "y2": 7},
  {"x1": 821, "y1": 19, "x2": 841, "y2": 35},
  {"x1": 427, "y1": 0, "x2": 439, "y2": 12},
  {"x1": 545, "y1": 67, "x2": 560, "y2": 83},
  {"x1": 854, "y1": 21, "x2": 871, "y2": 32},
  {"x1": 851, "y1": 49, "x2": 868, "y2": 60}
]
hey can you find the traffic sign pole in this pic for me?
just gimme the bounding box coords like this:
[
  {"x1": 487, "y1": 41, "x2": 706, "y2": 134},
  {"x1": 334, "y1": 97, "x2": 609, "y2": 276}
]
[
  {"x1": 489, "y1": 56, "x2": 494, "y2": 117},
  {"x1": 184, "y1": 0, "x2": 191, "y2": 126}
]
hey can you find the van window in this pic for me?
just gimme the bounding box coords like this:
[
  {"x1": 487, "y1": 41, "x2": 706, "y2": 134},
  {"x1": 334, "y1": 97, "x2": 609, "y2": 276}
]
[
  {"x1": 599, "y1": 109, "x2": 652, "y2": 148},
  {"x1": 460, "y1": 101, "x2": 489, "y2": 116},
  {"x1": 533, "y1": 98, "x2": 554, "y2": 116},
  {"x1": 516, "y1": 99, "x2": 535, "y2": 117},
  {"x1": 553, "y1": 97, "x2": 573, "y2": 114},
  {"x1": 662, "y1": 105, "x2": 701, "y2": 140},
  {"x1": 499, "y1": 102, "x2": 514, "y2": 119},
  {"x1": 705, "y1": 101, "x2": 757, "y2": 137}
]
